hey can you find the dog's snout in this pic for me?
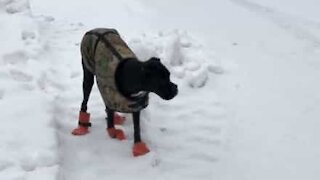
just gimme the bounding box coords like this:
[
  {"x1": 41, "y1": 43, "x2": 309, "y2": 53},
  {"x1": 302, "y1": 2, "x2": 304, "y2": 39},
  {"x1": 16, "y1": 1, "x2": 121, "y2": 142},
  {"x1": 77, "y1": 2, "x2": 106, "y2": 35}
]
[
  {"x1": 173, "y1": 84, "x2": 177, "y2": 91},
  {"x1": 171, "y1": 83, "x2": 178, "y2": 95},
  {"x1": 172, "y1": 83, "x2": 177, "y2": 89}
]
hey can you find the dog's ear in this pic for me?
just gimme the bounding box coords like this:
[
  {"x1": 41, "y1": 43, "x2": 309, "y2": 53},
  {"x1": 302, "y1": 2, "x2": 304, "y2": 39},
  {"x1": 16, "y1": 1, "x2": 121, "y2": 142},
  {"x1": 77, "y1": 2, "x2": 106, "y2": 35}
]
[
  {"x1": 143, "y1": 63, "x2": 154, "y2": 77},
  {"x1": 149, "y1": 57, "x2": 160, "y2": 62},
  {"x1": 145, "y1": 57, "x2": 161, "y2": 70},
  {"x1": 143, "y1": 59, "x2": 158, "y2": 78},
  {"x1": 144, "y1": 57, "x2": 164, "y2": 77}
]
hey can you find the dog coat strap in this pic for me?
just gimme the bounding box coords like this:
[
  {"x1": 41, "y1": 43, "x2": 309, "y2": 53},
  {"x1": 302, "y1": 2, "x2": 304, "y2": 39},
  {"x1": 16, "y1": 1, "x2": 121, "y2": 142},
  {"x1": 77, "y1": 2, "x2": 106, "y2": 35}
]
[
  {"x1": 99, "y1": 35, "x2": 123, "y2": 61},
  {"x1": 78, "y1": 121, "x2": 92, "y2": 127},
  {"x1": 128, "y1": 93, "x2": 149, "y2": 109},
  {"x1": 85, "y1": 31, "x2": 123, "y2": 61}
]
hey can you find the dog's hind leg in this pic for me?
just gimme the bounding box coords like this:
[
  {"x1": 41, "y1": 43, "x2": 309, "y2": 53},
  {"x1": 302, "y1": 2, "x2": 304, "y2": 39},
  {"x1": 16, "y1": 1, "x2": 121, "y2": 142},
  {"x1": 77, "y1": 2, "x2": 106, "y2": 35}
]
[
  {"x1": 106, "y1": 108, "x2": 115, "y2": 129},
  {"x1": 71, "y1": 60, "x2": 94, "y2": 135},
  {"x1": 106, "y1": 108, "x2": 126, "y2": 140},
  {"x1": 132, "y1": 111, "x2": 150, "y2": 156}
]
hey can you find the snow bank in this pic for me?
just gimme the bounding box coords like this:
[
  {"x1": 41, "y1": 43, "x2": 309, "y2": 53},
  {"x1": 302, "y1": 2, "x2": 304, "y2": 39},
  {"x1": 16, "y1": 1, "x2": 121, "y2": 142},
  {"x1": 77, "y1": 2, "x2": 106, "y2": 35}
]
[
  {"x1": 0, "y1": 0, "x2": 59, "y2": 179},
  {"x1": 129, "y1": 30, "x2": 223, "y2": 88}
]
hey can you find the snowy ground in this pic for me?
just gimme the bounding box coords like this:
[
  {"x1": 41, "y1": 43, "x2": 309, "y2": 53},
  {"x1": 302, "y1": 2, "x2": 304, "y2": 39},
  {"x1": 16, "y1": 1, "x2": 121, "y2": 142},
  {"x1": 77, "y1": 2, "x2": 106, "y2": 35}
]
[{"x1": 1, "y1": 0, "x2": 320, "y2": 179}]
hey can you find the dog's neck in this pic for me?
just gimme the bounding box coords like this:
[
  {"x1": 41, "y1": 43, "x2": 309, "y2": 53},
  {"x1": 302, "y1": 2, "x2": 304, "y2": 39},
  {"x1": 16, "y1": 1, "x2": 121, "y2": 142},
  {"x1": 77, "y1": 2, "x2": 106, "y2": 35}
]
[{"x1": 115, "y1": 58, "x2": 146, "y2": 99}]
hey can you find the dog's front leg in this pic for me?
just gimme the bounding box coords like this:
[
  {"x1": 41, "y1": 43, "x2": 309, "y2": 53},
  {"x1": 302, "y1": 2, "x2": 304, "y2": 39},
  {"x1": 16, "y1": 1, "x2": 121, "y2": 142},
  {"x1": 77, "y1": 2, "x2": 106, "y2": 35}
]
[
  {"x1": 106, "y1": 108, "x2": 126, "y2": 140},
  {"x1": 71, "y1": 60, "x2": 94, "y2": 136},
  {"x1": 132, "y1": 111, "x2": 150, "y2": 156},
  {"x1": 133, "y1": 111, "x2": 141, "y2": 143}
]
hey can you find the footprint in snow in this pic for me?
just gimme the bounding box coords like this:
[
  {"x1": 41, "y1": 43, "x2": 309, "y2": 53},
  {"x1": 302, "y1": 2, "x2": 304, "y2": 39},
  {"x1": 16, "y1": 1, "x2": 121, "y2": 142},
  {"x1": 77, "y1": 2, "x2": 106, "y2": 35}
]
[
  {"x1": 4, "y1": 0, "x2": 30, "y2": 14},
  {"x1": 21, "y1": 30, "x2": 38, "y2": 46},
  {"x1": 0, "y1": 158, "x2": 13, "y2": 171},
  {"x1": 70, "y1": 71, "x2": 81, "y2": 79},
  {"x1": 3, "y1": 50, "x2": 29, "y2": 65},
  {"x1": 10, "y1": 69, "x2": 33, "y2": 82},
  {"x1": 21, "y1": 30, "x2": 36, "y2": 41},
  {"x1": 208, "y1": 65, "x2": 224, "y2": 74},
  {"x1": 44, "y1": 16, "x2": 55, "y2": 22},
  {"x1": 0, "y1": 89, "x2": 5, "y2": 100},
  {"x1": 37, "y1": 73, "x2": 66, "y2": 91},
  {"x1": 189, "y1": 152, "x2": 219, "y2": 162},
  {"x1": 189, "y1": 135, "x2": 222, "y2": 146},
  {"x1": 69, "y1": 22, "x2": 84, "y2": 31}
]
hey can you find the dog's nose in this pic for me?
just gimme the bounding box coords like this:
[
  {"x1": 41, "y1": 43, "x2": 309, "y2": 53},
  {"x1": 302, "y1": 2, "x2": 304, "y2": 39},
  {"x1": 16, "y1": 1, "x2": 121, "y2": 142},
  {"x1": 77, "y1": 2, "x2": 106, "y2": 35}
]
[
  {"x1": 173, "y1": 83, "x2": 177, "y2": 89},
  {"x1": 171, "y1": 83, "x2": 178, "y2": 95}
]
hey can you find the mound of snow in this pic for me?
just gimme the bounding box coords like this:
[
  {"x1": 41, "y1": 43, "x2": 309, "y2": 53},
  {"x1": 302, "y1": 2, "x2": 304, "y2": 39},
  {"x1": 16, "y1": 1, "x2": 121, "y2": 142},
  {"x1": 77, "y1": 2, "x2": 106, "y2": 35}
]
[
  {"x1": 0, "y1": 0, "x2": 30, "y2": 14},
  {"x1": 129, "y1": 30, "x2": 223, "y2": 88}
]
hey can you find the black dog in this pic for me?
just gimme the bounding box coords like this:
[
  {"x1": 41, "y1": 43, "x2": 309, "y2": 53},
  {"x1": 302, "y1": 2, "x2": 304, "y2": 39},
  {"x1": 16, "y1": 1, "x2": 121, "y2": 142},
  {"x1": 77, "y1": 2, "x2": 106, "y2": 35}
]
[{"x1": 72, "y1": 28, "x2": 178, "y2": 156}]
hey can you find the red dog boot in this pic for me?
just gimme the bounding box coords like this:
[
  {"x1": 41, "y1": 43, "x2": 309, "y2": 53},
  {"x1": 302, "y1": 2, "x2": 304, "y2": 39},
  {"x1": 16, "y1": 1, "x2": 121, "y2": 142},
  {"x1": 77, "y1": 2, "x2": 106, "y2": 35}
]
[
  {"x1": 71, "y1": 111, "x2": 91, "y2": 135},
  {"x1": 107, "y1": 127, "x2": 126, "y2": 140},
  {"x1": 132, "y1": 142, "x2": 150, "y2": 157},
  {"x1": 114, "y1": 113, "x2": 125, "y2": 125}
]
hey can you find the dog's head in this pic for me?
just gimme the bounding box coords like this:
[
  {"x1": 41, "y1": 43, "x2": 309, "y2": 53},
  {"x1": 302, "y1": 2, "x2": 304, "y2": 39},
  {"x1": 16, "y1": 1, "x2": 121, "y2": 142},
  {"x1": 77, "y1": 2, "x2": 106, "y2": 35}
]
[{"x1": 143, "y1": 57, "x2": 178, "y2": 100}]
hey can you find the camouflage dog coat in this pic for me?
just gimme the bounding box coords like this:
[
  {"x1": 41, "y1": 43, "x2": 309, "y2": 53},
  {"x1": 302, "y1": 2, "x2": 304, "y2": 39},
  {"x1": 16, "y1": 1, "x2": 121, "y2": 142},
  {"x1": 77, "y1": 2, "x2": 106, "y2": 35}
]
[{"x1": 81, "y1": 28, "x2": 148, "y2": 113}]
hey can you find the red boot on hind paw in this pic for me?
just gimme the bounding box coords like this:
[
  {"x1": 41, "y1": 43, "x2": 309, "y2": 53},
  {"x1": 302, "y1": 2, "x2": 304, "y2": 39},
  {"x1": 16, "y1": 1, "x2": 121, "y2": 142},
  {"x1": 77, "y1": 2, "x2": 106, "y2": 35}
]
[
  {"x1": 107, "y1": 128, "x2": 126, "y2": 140},
  {"x1": 71, "y1": 111, "x2": 91, "y2": 136},
  {"x1": 114, "y1": 113, "x2": 125, "y2": 125},
  {"x1": 132, "y1": 142, "x2": 150, "y2": 157}
]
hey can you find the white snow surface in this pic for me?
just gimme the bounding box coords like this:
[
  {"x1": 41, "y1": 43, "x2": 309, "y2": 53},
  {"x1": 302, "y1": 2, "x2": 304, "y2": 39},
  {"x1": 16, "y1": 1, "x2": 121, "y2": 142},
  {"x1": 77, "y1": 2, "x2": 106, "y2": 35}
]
[{"x1": 1, "y1": 0, "x2": 320, "y2": 179}]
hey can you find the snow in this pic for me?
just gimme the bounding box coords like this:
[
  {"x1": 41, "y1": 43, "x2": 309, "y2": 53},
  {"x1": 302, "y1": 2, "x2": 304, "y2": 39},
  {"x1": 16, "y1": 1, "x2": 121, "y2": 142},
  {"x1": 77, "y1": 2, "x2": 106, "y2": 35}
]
[
  {"x1": 1, "y1": 0, "x2": 320, "y2": 179},
  {"x1": 0, "y1": 1, "x2": 59, "y2": 179}
]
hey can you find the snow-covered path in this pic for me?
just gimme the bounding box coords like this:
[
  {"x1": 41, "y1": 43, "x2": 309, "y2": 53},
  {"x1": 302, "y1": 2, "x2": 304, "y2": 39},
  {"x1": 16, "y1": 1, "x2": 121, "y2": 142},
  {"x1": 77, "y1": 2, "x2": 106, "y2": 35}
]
[
  {"x1": 217, "y1": 0, "x2": 320, "y2": 179},
  {"x1": 30, "y1": 1, "x2": 227, "y2": 179},
  {"x1": 2, "y1": 0, "x2": 320, "y2": 179},
  {"x1": 132, "y1": 0, "x2": 320, "y2": 179}
]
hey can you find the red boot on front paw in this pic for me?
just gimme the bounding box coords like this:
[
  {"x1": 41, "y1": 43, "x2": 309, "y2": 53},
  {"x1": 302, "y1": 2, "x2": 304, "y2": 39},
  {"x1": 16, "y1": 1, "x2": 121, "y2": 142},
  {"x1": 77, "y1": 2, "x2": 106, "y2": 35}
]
[
  {"x1": 107, "y1": 128, "x2": 126, "y2": 140},
  {"x1": 114, "y1": 113, "x2": 125, "y2": 125},
  {"x1": 72, "y1": 111, "x2": 91, "y2": 136},
  {"x1": 132, "y1": 142, "x2": 150, "y2": 157},
  {"x1": 72, "y1": 126, "x2": 89, "y2": 135}
]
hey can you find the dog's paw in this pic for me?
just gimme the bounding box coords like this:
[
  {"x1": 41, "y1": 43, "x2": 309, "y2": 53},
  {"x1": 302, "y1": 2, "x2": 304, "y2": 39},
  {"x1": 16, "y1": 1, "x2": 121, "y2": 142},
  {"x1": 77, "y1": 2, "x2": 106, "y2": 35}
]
[
  {"x1": 72, "y1": 126, "x2": 89, "y2": 136},
  {"x1": 132, "y1": 142, "x2": 150, "y2": 157},
  {"x1": 107, "y1": 128, "x2": 126, "y2": 140},
  {"x1": 114, "y1": 113, "x2": 125, "y2": 125}
]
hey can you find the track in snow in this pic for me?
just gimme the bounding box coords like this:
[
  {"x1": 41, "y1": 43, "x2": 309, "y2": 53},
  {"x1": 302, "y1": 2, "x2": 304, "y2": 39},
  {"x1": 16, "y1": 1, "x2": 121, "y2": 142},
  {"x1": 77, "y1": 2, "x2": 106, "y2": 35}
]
[{"x1": 230, "y1": 0, "x2": 320, "y2": 48}]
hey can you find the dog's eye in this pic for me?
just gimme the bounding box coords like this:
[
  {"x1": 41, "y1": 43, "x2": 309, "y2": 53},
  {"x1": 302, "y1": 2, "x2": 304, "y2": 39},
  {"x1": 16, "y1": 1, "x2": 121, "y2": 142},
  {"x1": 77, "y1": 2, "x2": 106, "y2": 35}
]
[{"x1": 160, "y1": 72, "x2": 168, "y2": 79}]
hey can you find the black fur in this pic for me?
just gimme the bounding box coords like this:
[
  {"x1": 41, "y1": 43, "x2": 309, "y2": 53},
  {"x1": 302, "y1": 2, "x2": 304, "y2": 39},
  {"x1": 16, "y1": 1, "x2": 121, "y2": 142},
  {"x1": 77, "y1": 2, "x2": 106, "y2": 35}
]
[
  {"x1": 80, "y1": 57, "x2": 178, "y2": 143},
  {"x1": 80, "y1": 59, "x2": 94, "y2": 112}
]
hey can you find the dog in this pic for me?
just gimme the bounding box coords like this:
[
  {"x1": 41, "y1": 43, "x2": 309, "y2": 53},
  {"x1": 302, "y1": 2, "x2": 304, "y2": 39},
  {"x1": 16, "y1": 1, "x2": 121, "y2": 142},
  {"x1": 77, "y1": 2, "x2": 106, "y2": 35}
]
[{"x1": 71, "y1": 28, "x2": 178, "y2": 156}]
